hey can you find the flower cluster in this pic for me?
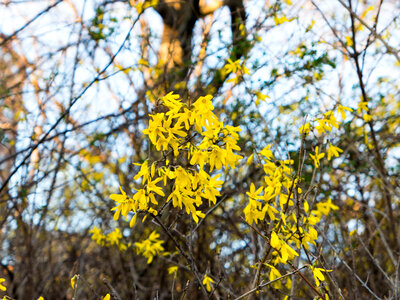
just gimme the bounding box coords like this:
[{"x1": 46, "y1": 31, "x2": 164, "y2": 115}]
[
  {"x1": 202, "y1": 274, "x2": 215, "y2": 292},
  {"x1": 244, "y1": 152, "x2": 339, "y2": 292},
  {"x1": 110, "y1": 92, "x2": 243, "y2": 227},
  {"x1": 99, "y1": 92, "x2": 243, "y2": 264},
  {"x1": 222, "y1": 58, "x2": 250, "y2": 84},
  {"x1": 299, "y1": 106, "x2": 352, "y2": 168},
  {"x1": 89, "y1": 226, "x2": 128, "y2": 251},
  {"x1": 0, "y1": 278, "x2": 6, "y2": 292},
  {"x1": 244, "y1": 107, "x2": 345, "y2": 296},
  {"x1": 134, "y1": 230, "x2": 165, "y2": 264}
]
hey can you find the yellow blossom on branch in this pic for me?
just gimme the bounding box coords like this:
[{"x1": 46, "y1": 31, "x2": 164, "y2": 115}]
[
  {"x1": 327, "y1": 143, "x2": 343, "y2": 160},
  {"x1": 299, "y1": 122, "x2": 311, "y2": 135},
  {"x1": 102, "y1": 294, "x2": 110, "y2": 300},
  {"x1": 337, "y1": 105, "x2": 353, "y2": 120},
  {"x1": 202, "y1": 274, "x2": 215, "y2": 292},
  {"x1": 310, "y1": 265, "x2": 332, "y2": 286},
  {"x1": 0, "y1": 278, "x2": 6, "y2": 291},
  {"x1": 134, "y1": 231, "x2": 165, "y2": 264},
  {"x1": 71, "y1": 275, "x2": 77, "y2": 290},
  {"x1": 357, "y1": 101, "x2": 369, "y2": 114},
  {"x1": 309, "y1": 146, "x2": 325, "y2": 168},
  {"x1": 316, "y1": 198, "x2": 339, "y2": 216},
  {"x1": 168, "y1": 266, "x2": 178, "y2": 278}
]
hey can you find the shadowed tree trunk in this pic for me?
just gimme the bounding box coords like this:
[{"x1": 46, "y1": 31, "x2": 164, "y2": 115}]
[{"x1": 154, "y1": 0, "x2": 247, "y2": 84}]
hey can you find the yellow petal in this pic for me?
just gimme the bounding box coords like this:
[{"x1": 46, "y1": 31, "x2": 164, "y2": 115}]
[
  {"x1": 270, "y1": 232, "x2": 281, "y2": 249},
  {"x1": 103, "y1": 294, "x2": 111, "y2": 300},
  {"x1": 71, "y1": 275, "x2": 76, "y2": 290}
]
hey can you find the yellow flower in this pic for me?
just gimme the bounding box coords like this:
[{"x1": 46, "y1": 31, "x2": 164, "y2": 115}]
[
  {"x1": 363, "y1": 114, "x2": 372, "y2": 122},
  {"x1": 262, "y1": 203, "x2": 278, "y2": 220},
  {"x1": 71, "y1": 275, "x2": 77, "y2": 290},
  {"x1": 102, "y1": 294, "x2": 110, "y2": 300},
  {"x1": 202, "y1": 274, "x2": 215, "y2": 292},
  {"x1": 309, "y1": 146, "x2": 325, "y2": 168},
  {"x1": 246, "y1": 153, "x2": 254, "y2": 165},
  {"x1": 324, "y1": 112, "x2": 339, "y2": 129},
  {"x1": 299, "y1": 122, "x2": 311, "y2": 135},
  {"x1": 243, "y1": 199, "x2": 265, "y2": 224},
  {"x1": 142, "y1": 113, "x2": 167, "y2": 146},
  {"x1": 337, "y1": 105, "x2": 353, "y2": 120},
  {"x1": 246, "y1": 183, "x2": 264, "y2": 200},
  {"x1": 134, "y1": 231, "x2": 165, "y2": 264},
  {"x1": 193, "y1": 95, "x2": 214, "y2": 114},
  {"x1": 161, "y1": 91, "x2": 182, "y2": 115},
  {"x1": 223, "y1": 58, "x2": 241, "y2": 75},
  {"x1": 315, "y1": 119, "x2": 330, "y2": 135},
  {"x1": 110, "y1": 186, "x2": 134, "y2": 221},
  {"x1": 203, "y1": 174, "x2": 223, "y2": 206},
  {"x1": 327, "y1": 143, "x2": 343, "y2": 160},
  {"x1": 270, "y1": 232, "x2": 281, "y2": 249},
  {"x1": 255, "y1": 92, "x2": 269, "y2": 105},
  {"x1": 316, "y1": 198, "x2": 339, "y2": 216},
  {"x1": 190, "y1": 149, "x2": 209, "y2": 169},
  {"x1": 270, "y1": 265, "x2": 281, "y2": 281},
  {"x1": 310, "y1": 265, "x2": 332, "y2": 286},
  {"x1": 106, "y1": 228, "x2": 123, "y2": 246},
  {"x1": 146, "y1": 177, "x2": 165, "y2": 198},
  {"x1": 90, "y1": 226, "x2": 106, "y2": 246},
  {"x1": 209, "y1": 147, "x2": 226, "y2": 171},
  {"x1": 168, "y1": 266, "x2": 178, "y2": 278},
  {"x1": 133, "y1": 160, "x2": 151, "y2": 183},
  {"x1": 37, "y1": 297, "x2": 45, "y2": 300},
  {"x1": 357, "y1": 101, "x2": 369, "y2": 114},
  {"x1": 280, "y1": 242, "x2": 298, "y2": 263},
  {"x1": 260, "y1": 144, "x2": 274, "y2": 160},
  {"x1": 0, "y1": 278, "x2": 6, "y2": 291}
]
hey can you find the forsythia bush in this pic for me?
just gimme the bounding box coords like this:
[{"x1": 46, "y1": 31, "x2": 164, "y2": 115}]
[
  {"x1": 89, "y1": 91, "x2": 352, "y2": 299},
  {"x1": 3, "y1": 2, "x2": 399, "y2": 299}
]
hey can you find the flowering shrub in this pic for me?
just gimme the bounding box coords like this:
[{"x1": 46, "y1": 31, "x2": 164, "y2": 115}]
[{"x1": 87, "y1": 91, "x2": 353, "y2": 299}]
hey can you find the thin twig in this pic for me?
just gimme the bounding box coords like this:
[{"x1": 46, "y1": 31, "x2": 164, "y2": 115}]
[
  {"x1": 0, "y1": 12, "x2": 142, "y2": 196},
  {"x1": 103, "y1": 278, "x2": 122, "y2": 300},
  {"x1": 0, "y1": 0, "x2": 64, "y2": 46},
  {"x1": 234, "y1": 266, "x2": 307, "y2": 300},
  {"x1": 336, "y1": 0, "x2": 400, "y2": 62}
]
